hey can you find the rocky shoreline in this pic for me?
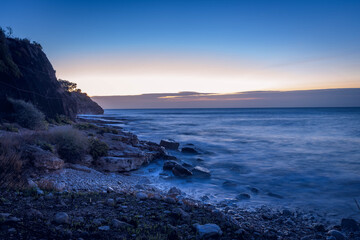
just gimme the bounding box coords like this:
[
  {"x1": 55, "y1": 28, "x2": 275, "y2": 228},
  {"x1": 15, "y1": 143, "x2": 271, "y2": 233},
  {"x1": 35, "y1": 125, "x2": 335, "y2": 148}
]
[{"x1": 1, "y1": 118, "x2": 360, "y2": 239}]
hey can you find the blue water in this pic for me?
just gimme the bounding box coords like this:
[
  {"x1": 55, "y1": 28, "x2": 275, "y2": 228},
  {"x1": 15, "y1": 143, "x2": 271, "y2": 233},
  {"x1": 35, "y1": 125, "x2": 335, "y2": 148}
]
[{"x1": 83, "y1": 108, "x2": 360, "y2": 220}]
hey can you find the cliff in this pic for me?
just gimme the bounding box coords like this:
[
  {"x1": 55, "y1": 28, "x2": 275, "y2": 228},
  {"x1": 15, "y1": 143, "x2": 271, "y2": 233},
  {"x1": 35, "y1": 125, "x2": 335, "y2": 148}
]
[{"x1": 0, "y1": 30, "x2": 103, "y2": 120}]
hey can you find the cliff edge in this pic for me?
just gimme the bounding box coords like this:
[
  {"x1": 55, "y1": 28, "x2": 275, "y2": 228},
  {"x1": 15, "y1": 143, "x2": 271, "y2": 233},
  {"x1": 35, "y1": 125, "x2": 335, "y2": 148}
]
[{"x1": 0, "y1": 29, "x2": 103, "y2": 120}]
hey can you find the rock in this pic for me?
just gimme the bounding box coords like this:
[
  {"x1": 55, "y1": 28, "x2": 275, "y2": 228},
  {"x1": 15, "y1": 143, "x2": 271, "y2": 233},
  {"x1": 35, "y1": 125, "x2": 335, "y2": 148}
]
[
  {"x1": 106, "y1": 198, "x2": 115, "y2": 206},
  {"x1": 326, "y1": 237, "x2": 337, "y2": 240},
  {"x1": 164, "y1": 197, "x2": 177, "y2": 204},
  {"x1": 163, "y1": 160, "x2": 180, "y2": 170},
  {"x1": 73, "y1": 216, "x2": 85, "y2": 224},
  {"x1": 54, "y1": 212, "x2": 69, "y2": 224},
  {"x1": 97, "y1": 155, "x2": 152, "y2": 172},
  {"x1": 172, "y1": 164, "x2": 193, "y2": 177},
  {"x1": 160, "y1": 139, "x2": 180, "y2": 150},
  {"x1": 236, "y1": 193, "x2": 251, "y2": 200},
  {"x1": 193, "y1": 223, "x2": 223, "y2": 239},
  {"x1": 26, "y1": 209, "x2": 43, "y2": 219},
  {"x1": 171, "y1": 208, "x2": 190, "y2": 221},
  {"x1": 163, "y1": 155, "x2": 178, "y2": 160},
  {"x1": 36, "y1": 189, "x2": 44, "y2": 195},
  {"x1": 54, "y1": 182, "x2": 66, "y2": 191},
  {"x1": 192, "y1": 166, "x2": 211, "y2": 178},
  {"x1": 341, "y1": 218, "x2": 359, "y2": 232},
  {"x1": 45, "y1": 193, "x2": 54, "y2": 199},
  {"x1": 136, "y1": 192, "x2": 148, "y2": 200},
  {"x1": 313, "y1": 223, "x2": 326, "y2": 232},
  {"x1": 282, "y1": 209, "x2": 292, "y2": 216},
  {"x1": 111, "y1": 219, "x2": 133, "y2": 228},
  {"x1": 222, "y1": 180, "x2": 237, "y2": 187},
  {"x1": 98, "y1": 226, "x2": 110, "y2": 231},
  {"x1": 182, "y1": 162, "x2": 193, "y2": 168},
  {"x1": 168, "y1": 187, "x2": 182, "y2": 196},
  {"x1": 249, "y1": 187, "x2": 259, "y2": 194},
  {"x1": 181, "y1": 147, "x2": 199, "y2": 154},
  {"x1": 93, "y1": 218, "x2": 105, "y2": 225},
  {"x1": 27, "y1": 179, "x2": 38, "y2": 188},
  {"x1": 328, "y1": 230, "x2": 346, "y2": 240},
  {"x1": 26, "y1": 146, "x2": 64, "y2": 170}
]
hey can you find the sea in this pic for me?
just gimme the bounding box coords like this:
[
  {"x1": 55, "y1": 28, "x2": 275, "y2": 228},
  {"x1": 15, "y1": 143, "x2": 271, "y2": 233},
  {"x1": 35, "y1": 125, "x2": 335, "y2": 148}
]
[{"x1": 81, "y1": 108, "x2": 360, "y2": 220}]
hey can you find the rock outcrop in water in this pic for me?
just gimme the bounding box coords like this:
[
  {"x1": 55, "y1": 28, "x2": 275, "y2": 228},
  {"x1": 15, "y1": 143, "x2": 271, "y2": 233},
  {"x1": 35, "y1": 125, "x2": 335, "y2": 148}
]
[{"x1": 0, "y1": 29, "x2": 103, "y2": 120}]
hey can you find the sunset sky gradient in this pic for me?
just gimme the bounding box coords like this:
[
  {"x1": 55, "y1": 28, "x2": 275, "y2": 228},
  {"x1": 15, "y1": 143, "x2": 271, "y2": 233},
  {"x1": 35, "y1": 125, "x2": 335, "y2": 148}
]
[{"x1": 1, "y1": 0, "x2": 360, "y2": 97}]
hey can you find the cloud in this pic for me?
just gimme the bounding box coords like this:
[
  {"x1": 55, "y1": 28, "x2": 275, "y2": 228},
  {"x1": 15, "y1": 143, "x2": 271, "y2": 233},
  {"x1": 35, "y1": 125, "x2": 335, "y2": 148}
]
[{"x1": 92, "y1": 88, "x2": 360, "y2": 109}]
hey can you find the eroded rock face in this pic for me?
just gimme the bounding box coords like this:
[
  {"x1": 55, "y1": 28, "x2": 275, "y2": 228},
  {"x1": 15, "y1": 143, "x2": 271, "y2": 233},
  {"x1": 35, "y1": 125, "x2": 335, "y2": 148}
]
[
  {"x1": 25, "y1": 146, "x2": 64, "y2": 170},
  {"x1": 0, "y1": 33, "x2": 103, "y2": 119},
  {"x1": 96, "y1": 156, "x2": 145, "y2": 172}
]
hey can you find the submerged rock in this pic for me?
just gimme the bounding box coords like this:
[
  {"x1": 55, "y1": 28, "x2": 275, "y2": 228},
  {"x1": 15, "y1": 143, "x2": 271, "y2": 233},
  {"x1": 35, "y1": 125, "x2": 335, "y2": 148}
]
[
  {"x1": 172, "y1": 164, "x2": 193, "y2": 177},
  {"x1": 160, "y1": 139, "x2": 180, "y2": 150},
  {"x1": 192, "y1": 166, "x2": 211, "y2": 178},
  {"x1": 163, "y1": 160, "x2": 180, "y2": 170},
  {"x1": 236, "y1": 193, "x2": 251, "y2": 200},
  {"x1": 341, "y1": 218, "x2": 359, "y2": 232},
  {"x1": 193, "y1": 223, "x2": 223, "y2": 239},
  {"x1": 181, "y1": 147, "x2": 199, "y2": 154}
]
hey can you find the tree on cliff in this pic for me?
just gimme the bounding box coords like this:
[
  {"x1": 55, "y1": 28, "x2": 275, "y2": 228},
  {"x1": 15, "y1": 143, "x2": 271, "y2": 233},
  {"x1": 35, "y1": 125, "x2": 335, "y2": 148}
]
[{"x1": 58, "y1": 79, "x2": 78, "y2": 92}]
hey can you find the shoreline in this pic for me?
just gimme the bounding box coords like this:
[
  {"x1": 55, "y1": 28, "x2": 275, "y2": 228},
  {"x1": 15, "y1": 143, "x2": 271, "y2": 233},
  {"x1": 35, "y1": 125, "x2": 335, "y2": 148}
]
[{"x1": 1, "y1": 117, "x2": 359, "y2": 239}]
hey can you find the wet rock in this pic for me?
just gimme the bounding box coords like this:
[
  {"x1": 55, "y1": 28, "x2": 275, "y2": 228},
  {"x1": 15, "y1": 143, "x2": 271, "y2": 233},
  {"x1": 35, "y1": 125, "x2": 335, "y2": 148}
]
[
  {"x1": 112, "y1": 219, "x2": 133, "y2": 228},
  {"x1": 182, "y1": 162, "x2": 193, "y2": 168},
  {"x1": 163, "y1": 155, "x2": 178, "y2": 160},
  {"x1": 160, "y1": 139, "x2": 180, "y2": 150},
  {"x1": 267, "y1": 192, "x2": 283, "y2": 199},
  {"x1": 54, "y1": 212, "x2": 69, "y2": 224},
  {"x1": 163, "y1": 160, "x2": 180, "y2": 170},
  {"x1": 192, "y1": 166, "x2": 211, "y2": 178},
  {"x1": 181, "y1": 147, "x2": 199, "y2": 154},
  {"x1": 313, "y1": 223, "x2": 326, "y2": 232},
  {"x1": 168, "y1": 187, "x2": 182, "y2": 196},
  {"x1": 249, "y1": 187, "x2": 259, "y2": 194},
  {"x1": 327, "y1": 230, "x2": 346, "y2": 240},
  {"x1": 341, "y1": 218, "x2": 359, "y2": 232},
  {"x1": 193, "y1": 223, "x2": 223, "y2": 239},
  {"x1": 236, "y1": 193, "x2": 251, "y2": 200},
  {"x1": 172, "y1": 164, "x2": 193, "y2": 177}
]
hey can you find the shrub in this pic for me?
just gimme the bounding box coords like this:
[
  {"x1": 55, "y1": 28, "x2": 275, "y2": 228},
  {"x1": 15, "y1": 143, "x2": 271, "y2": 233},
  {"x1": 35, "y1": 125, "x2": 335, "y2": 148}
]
[
  {"x1": 47, "y1": 126, "x2": 88, "y2": 163},
  {"x1": 97, "y1": 126, "x2": 118, "y2": 135},
  {"x1": 36, "y1": 141, "x2": 55, "y2": 153},
  {"x1": 74, "y1": 122, "x2": 99, "y2": 131},
  {"x1": 88, "y1": 138, "x2": 108, "y2": 160},
  {"x1": 54, "y1": 115, "x2": 73, "y2": 125},
  {"x1": 0, "y1": 135, "x2": 26, "y2": 189},
  {"x1": 0, "y1": 123, "x2": 19, "y2": 132},
  {"x1": 9, "y1": 98, "x2": 47, "y2": 130}
]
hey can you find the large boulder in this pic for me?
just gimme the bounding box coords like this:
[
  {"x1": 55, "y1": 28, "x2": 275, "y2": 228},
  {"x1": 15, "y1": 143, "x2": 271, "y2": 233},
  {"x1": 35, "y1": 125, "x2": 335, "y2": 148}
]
[
  {"x1": 96, "y1": 156, "x2": 147, "y2": 172},
  {"x1": 25, "y1": 146, "x2": 64, "y2": 170},
  {"x1": 160, "y1": 139, "x2": 179, "y2": 150}
]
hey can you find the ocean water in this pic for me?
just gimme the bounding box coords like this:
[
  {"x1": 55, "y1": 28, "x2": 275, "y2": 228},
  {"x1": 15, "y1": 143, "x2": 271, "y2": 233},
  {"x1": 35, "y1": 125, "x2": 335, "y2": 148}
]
[{"x1": 82, "y1": 108, "x2": 360, "y2": 220}]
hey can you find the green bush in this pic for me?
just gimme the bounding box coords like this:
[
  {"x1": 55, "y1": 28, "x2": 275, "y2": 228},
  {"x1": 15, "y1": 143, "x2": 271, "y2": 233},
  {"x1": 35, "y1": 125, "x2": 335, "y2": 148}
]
[
  {"x1": 88, "y1": 138, "x2": 108, "y2": 160},
  {"x1": 36, "y1": 141, "x2": 55, "y2": 153},
  {"x1": 9, "y1": 98, "x2": 47, "y2": 130},
  {"x1": 0, "y1": 123, "x2": 19, "y2": 132},
  {"x1": 47, "y1": 126, "x2": 88, "y2": 163},
  {"x1": 97, "y1": 126, "x2": 118, "y2": 135}
]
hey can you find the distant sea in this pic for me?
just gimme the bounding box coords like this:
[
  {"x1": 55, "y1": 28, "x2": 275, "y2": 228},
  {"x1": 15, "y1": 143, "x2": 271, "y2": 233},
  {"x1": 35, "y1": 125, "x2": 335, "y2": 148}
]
[{"x1": 82, "y1": 108, "x2": 360, "y2": 220}]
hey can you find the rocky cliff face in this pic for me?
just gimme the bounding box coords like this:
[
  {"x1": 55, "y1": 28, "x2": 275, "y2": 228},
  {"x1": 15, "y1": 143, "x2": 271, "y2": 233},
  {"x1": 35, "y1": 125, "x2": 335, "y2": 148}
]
[{"x1": 0, "y1": 30, "x2": 103, "y2": 119}]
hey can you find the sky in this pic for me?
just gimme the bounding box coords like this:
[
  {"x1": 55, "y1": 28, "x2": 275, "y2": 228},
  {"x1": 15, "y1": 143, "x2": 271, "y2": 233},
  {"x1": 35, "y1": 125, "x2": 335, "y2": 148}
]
[{"x1": 1, "y1": 0, "x2": 360, "y2": 98}]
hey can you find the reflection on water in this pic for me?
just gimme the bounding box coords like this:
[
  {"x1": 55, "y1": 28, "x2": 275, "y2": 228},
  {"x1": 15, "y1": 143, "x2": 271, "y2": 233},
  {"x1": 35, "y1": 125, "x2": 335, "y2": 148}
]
[{"x1": 81, "y1": 108, "x2": 360, "y2": 220}]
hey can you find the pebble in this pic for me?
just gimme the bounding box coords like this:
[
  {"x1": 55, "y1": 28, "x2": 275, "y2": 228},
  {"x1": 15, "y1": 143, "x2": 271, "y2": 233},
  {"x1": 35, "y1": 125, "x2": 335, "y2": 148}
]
[
  {"x1": 136, "y1": 192, "x2": 148, "y2": 200},
  {"x1": 168, "y1": 187, "x2": 182, "y2": 196},
  {"x1": 106, "y1": 198, "x2": 115, "y2": 206},
  {"x1": 111, "y1": 219, "x2": 133, "y2": 228},
  {"x1": 98, "y1": 226, "x2": 110, "y2": 231},
  {"x1": 54, "y1": 212, "x2": 69, "y2": 224}
]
